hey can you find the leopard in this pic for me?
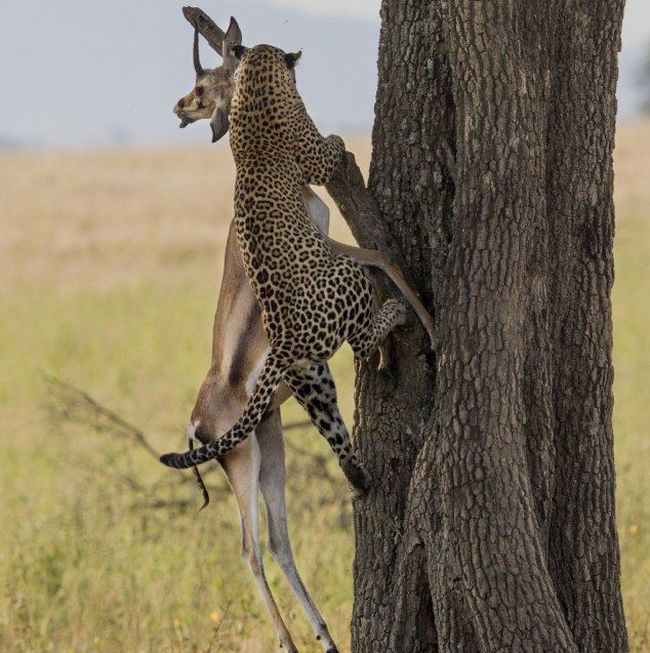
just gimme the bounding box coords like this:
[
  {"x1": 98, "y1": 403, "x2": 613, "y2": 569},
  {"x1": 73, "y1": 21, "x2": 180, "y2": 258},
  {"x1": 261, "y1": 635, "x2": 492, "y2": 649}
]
[{"x1": 160, "y1": 44, "x2": 407, "y2": 490}]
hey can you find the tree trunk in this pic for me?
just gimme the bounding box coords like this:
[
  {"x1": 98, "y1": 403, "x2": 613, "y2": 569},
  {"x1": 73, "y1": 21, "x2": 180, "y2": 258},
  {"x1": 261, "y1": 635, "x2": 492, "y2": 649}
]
[{"x1": 345, "y1": 1, "x2": 629, "y2": 651}]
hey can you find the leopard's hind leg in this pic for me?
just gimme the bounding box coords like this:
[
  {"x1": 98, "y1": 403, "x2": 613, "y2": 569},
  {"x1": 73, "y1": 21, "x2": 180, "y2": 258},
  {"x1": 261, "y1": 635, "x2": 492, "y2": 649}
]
[
  {"x1": 348, "y1": 299, "x2": 407, "y2": 361},
  {"x1": 283, "y1": 363, "x2": 371, "y2": 492}
]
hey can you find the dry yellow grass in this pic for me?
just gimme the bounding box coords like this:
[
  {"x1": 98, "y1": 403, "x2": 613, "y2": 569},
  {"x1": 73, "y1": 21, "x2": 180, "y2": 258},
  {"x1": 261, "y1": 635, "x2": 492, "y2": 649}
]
[
  {"x1": 0, "y1": 138, "x2": 369, "y2": 293},
  {"x1": 0, "y1": 126, "x2": 647, "y2": 651}
]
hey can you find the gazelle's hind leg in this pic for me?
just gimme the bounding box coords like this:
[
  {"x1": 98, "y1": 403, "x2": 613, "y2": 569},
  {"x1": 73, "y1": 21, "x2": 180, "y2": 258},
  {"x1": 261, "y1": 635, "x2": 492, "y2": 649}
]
[
  {"x1": 256, "y1": 411, "x2": 340, "y2": 653},
  {"x1": 283, "y1": 363, "x2": 370, "y2": 492},
  {"x1": 220, "y1": 429, "x2": 298, "y2": 653},
  {"x1": 348, "y1": 298, "x2": 407, "y2": 360}
]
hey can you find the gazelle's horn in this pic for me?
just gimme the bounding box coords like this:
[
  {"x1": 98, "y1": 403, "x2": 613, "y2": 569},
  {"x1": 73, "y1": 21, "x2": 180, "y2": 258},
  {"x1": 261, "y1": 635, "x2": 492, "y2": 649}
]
[{"x1": 193, "y1": 26, "x2": 204, "y2": 75}]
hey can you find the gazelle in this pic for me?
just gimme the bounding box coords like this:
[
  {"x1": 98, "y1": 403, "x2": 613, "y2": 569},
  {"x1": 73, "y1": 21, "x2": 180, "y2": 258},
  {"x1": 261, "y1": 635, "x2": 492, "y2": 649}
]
[{"x1": 170, "y1": 10, "x2": 435, "y2": 653}]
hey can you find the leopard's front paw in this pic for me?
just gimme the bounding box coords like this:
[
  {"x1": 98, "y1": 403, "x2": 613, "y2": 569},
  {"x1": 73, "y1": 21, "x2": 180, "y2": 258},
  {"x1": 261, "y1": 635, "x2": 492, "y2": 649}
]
[{"x1": 385, "y1": 298, "x2": 408, "y2": 326}]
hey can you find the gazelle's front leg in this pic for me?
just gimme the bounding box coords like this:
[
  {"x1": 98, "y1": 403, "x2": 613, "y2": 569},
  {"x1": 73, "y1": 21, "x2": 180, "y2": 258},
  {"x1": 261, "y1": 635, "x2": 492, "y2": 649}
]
[
  {"x1": 283, "y1": 363, "x2": 371, "y2": 492},
  {"x1": 256, "y1": 411, "x2": 341, "y2": 653}
]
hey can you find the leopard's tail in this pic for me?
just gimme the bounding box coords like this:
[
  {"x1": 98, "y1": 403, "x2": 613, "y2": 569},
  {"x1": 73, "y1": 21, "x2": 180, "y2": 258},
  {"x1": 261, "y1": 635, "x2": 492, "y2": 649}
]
[{"x1": 160, "y1": 352, "x2": 286, "y2": 470}]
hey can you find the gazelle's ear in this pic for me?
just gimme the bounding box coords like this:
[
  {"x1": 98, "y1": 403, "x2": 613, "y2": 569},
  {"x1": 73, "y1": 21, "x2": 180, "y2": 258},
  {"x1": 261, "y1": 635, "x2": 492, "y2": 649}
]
[
  {"x1": 284, "y1": 51, "x2": 302, "y2": 69},
  {"x1": 225, "y1": 17, "x2": 242, "y2": 47},
  {"x1": 222, "y1": 17, "x2": 243, "y2": 72},
  {"x1": 210, "y1": 105, "x2": 229, "y2": 143}
]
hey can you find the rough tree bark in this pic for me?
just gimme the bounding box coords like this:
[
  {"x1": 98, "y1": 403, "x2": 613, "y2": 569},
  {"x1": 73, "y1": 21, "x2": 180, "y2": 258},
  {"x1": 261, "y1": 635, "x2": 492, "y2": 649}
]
[{"x1": 327, "y1": 0, "x2": 629, "y2": 651}]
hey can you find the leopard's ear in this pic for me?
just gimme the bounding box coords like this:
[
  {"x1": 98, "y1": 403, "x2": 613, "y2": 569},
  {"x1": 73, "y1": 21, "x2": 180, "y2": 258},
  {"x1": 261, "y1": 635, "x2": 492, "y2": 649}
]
[
  {"x1": 284, "y1": 51, "x2": 302, "y2": 69},
  {"x1": 232, "y1": 44, "x2": 248, "y2": 60}
]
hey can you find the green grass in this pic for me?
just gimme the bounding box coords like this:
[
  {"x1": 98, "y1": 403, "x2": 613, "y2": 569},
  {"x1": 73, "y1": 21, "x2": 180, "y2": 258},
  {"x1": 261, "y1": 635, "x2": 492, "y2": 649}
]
[{"x1": 613, "y1": 200, "x2": 650, "y2": 652}]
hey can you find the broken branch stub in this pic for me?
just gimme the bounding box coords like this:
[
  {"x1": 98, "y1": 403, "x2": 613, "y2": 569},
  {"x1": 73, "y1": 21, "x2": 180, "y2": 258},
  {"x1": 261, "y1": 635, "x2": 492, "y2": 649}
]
[{"x1": 182, "y1": 6, "x2": 226, "y2": 56}]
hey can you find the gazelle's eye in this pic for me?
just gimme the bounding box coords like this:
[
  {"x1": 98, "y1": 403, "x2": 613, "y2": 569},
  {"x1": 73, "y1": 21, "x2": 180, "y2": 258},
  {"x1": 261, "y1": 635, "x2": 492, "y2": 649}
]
[{"x1": 195, "y1": 86, "x2": 204, "y2": 97}]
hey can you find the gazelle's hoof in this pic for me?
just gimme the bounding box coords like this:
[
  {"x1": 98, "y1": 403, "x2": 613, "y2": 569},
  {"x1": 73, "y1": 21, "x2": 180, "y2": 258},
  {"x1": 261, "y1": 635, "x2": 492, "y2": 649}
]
[
  {"x1": 279, "y1": 642, "x2": 299, "y2": 653},
  {"x1": 426, "y1": 324, "x2": 436, "y2": 351}
]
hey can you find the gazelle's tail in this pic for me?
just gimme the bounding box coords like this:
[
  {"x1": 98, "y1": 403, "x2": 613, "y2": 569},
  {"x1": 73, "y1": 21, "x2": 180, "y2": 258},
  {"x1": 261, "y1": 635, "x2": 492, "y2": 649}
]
[{"x1": 160, "y1": 352, "x2": 286, "y2": 469}]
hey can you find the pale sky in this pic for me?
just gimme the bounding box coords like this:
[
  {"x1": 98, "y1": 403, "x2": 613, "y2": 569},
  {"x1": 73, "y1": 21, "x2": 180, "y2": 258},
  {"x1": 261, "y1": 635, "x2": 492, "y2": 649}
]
[
  {"x1": 0, "y1": 0, "x2": 647, "y2": 149},
  {"x1": 265, "y1": 0, "x2": 379, "y2": 20}
]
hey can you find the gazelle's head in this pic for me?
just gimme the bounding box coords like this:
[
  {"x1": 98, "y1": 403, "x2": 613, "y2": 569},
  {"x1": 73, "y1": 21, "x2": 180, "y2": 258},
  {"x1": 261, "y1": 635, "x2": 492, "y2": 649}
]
[{"x1": 173, "y1": 16, "x2": 242, "y2": 143}]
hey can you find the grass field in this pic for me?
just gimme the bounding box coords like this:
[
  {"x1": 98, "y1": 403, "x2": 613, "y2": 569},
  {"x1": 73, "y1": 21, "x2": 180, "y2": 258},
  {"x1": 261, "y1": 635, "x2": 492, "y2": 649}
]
[{"x1": 0, "y1": 126, "x2": 647, "y2": 652}]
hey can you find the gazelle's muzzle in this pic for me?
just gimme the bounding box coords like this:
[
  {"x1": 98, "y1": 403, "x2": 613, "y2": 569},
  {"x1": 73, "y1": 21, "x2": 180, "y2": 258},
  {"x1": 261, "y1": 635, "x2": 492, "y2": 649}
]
[{"x1": 174, "y1": 98, "x2": 197, "y2": 128}]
